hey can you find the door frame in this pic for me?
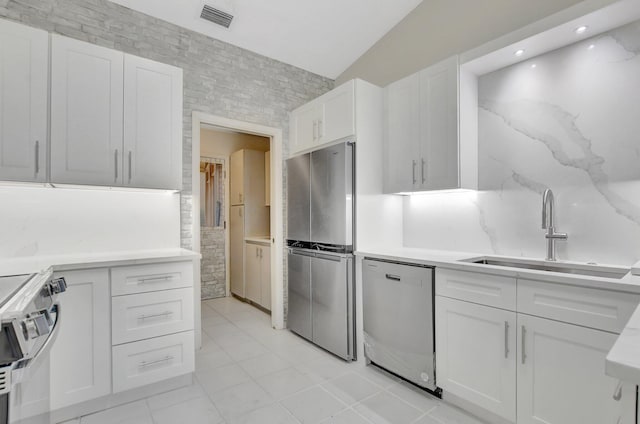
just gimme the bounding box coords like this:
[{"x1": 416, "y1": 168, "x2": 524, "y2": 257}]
[{"x1": 192, "y1": 112, "x2": 285, "y2": 332}]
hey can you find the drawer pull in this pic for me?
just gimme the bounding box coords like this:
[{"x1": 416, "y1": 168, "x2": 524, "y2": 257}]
[
  {"x1": 139, "y1": 355, "x2": 174, "y2": 369},
  {"x1": 385, "y1": 274, "x2": 401, "y2": 281},
  {"x1": 138, "y1": 311, "x2": 173, "y2": 321},
  {"x1": 138, "y1": 275, "x2": 174, "y2": 284},
  {"x1": 613, "y1": 381, "x2": 623, "y2": 401}
]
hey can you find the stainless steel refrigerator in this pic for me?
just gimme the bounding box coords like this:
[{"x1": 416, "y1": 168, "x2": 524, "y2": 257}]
[{"x1": 286, "y1": 141, "x2": 356, "y2": 361}]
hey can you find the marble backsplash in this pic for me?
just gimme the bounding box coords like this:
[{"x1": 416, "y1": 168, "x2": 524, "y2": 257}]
[{"x1": 403, "y1": 19, "x2": 640, "y2": 266}]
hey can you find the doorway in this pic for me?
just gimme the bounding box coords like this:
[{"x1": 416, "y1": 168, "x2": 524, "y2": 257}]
[{"x1": 192, "y1": 112, "x2": 285, "y2": 346}]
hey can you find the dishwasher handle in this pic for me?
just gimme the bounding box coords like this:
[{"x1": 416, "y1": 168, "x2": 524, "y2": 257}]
[{"x1": 385, "y1": 274, "x2": 401, "y2": 281}]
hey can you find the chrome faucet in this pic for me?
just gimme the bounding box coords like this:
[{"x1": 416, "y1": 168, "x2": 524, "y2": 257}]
[{"x1": 542, "y1": 189, "x2": 568, "y2": 261}]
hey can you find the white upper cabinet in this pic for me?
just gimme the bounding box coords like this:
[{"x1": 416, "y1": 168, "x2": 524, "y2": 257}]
[
  {"x1": 124, "y1": 54, "x2": 182, "y2": 190},
  {"x1": 49, "y1": 34, "x2": 183, "y2": 189},
  {"x1": 0, "y1": 20, "x2": 48, "y2": 182},
  {"x1": 383, "y1": 56, "x2": 461, "y2": 193},
  {"x1": 290, "y1": 80, "x2": 355, "y2": 156},
  {"x1": 51, "y1": 35, "x2": 124, "y2": 186},
  {"x1": 383, "y1": 73, "x2": 420, "y2": 193}
]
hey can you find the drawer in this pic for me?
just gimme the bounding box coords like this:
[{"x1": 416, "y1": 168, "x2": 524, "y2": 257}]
[
  {"x1": 111, "y1": 261, "x2": 193, "y2": 296},
  {"x1": 517, "y1": 279, "x2": 640, "y2": 333},
  {"x1": 112, "y1": 288, "x2": 194, "y2": 345},
  {"x1": 112, "y1": 331, "x2": 194, "y2": 393},
  {"x1": 436, "y1": 268, "x2": 516, "y2": 310}
]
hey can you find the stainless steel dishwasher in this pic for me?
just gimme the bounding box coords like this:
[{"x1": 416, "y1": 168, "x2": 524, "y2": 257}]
[{"x1": 362, "y1": 258, "x2": 437, "y2": 393}]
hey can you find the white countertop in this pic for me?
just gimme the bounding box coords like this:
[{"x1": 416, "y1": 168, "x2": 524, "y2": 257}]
[
  {"x1": 0, "y1": 248, "x2": 199, "y2": 276},
  {"x1": 607, "y1": 301, "x2": 640, "y2": 384},
  {"x1": 245, "y1": 236, "x2": 271, "y2": 245},
  {"x1": 356, "y1": 246, "x2": 640, "y2": 294}
]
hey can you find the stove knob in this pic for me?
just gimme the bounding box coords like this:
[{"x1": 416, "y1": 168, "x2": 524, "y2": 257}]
[
  {"x1": 49, "y1": 277, "x2": 67, "y2": 295},
  {"x1": 23, "y1": 319, "x2": 40, "y2": 340}
]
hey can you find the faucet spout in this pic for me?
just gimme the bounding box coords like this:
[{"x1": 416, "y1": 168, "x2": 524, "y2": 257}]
[{"x1": 540, "y1": 188, "x2": 567, "y2": 261}]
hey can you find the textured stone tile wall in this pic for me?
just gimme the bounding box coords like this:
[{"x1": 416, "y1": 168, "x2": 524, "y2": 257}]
[
  {"x1": 3, "y1": 0, "x2": 334, "y2": 314},
  {"x1": 200, "y1": 226, "x2": 226, "y2": 299}
]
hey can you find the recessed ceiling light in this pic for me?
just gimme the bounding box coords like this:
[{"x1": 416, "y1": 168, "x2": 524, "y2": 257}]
[
  {"x1": 575, "y1": 26, "x2": 588, "y2": 34},
  {"x1": 588, "y1": 44, "x2": 595, "y2": 50},
  {"x1": 515, "y1": 49, "x2": 525, "y2": 57},
  {"x1": 531, "y1": 64, "x2": 537, "y2": 69}
]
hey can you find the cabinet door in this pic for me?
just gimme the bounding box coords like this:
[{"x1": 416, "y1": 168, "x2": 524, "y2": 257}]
[
  {"x1": 260, "y1": 246, "x2": 271, "y2": 310},
  {"x1": 290, "y1": 102, "x2": 320, "y2": 155},
  {"x1": 50, "y1": 268, "x2": 111, "y2": 410},
  {"x1": 0, "y1": 20, "x2": 48, "y2": 182},
  {"x1": 123, "y1": 54, "x2": 182, "y2": 189},
  {"x1": 321, "y1": 81, "x2": 355, "y2": 143},
  {"x1": 51, "y1": 35, "x2": 124, "y2": 186},
  {"x1": 419, "y1": 56, "x2": 459, "y2": 190},
  {"x1": 230, "y1": 205, "x2": 245, "y2": 297},
  {"x1": 436, "y1": 296, "x2": 517, "y2": 422},
  {"x1": 244, "y1": 243, "x2": 261, "y2": 303},
  {"x1": 383, "y1": 73, "x2": 420, "y2": 193},
  {"x1": 230, "y1": 150, "x2": 244, "y2": 205},
  {"x1": 517, "y1": 314, "x2": 634, "y2": 424}
]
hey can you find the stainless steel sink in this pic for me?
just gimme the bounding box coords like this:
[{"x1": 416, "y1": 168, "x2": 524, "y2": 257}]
[{"x1": 462, "y1": 256, "x2": 630, "y2": 280}]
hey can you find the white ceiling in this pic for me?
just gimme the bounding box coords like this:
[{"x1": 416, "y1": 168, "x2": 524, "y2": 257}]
[{"x1": 107, "y1": 0, "x2": 423, "y2": 79}]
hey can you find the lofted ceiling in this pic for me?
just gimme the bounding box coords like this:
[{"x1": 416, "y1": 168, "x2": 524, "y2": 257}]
[{"x1": 107, "y1": 0, "x2": 423, "y2": 79}]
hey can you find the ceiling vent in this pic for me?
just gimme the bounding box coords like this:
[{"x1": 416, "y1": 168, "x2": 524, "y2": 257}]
[{"x1": 200, "y1": 4, "x2": 234, "y2": 28}]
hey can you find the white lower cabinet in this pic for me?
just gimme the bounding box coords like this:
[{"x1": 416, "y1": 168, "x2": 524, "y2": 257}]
[
  {"x1": 436, "y1": 296, "x2": 517, "y2": 422},
  {"x1": 112, "y1": 331, "x2": 195, "y2": 393},
  {"x1": 50, "y1": 269, "x2": 111, "y2": 410},
  {"x1": 517, "y1": 314, "x2": 634, "y2": 424},
  {"x1": 244, "y1": 241, "x2": 271, "y2": 310}
]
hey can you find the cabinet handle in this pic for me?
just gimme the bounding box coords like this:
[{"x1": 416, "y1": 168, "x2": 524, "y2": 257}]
[
  {"x1": 138, "y1": 311, "x2": 173, "y2": 321},
  {"x1": 613, "y1": 381, "x2": 623, "y2": 401},
  {"x1": 318, "y1": 119, "x2": 323, "y2": 139},
  {"x1": 385, "y1": 274, "x2": 401, "y2": 281},
  {"x1": 521, "y1": 326, "x2": 526, "y2": 364},
  {"x1": 421, "y1": 158, "x2": 426, "y2": 184},
  {"x1": 34, "y1": 141, "x2": 40, "y2": 175},
  {"x1": 412, "y1": 160, "x2": 417, "y2": 184},
  {"x1": 128, "y1": 151, "x2": 132, "y2": 183},
  {"x1": 139, "y1": 355, "x2": 174, "y2": 369},
  {"x1": 239, "y1": 193, "x2": 243, "y2": 203},
  {"x1": 504, "y1": 321, "x2": 509, "y2": 358},
  {"x1": 259, "y1": 248, "x2": 263, "y2": 258},
  {"x1": 239, "y1": 207, "x2": 242, "y2": 217},
  {"x1": 313, "y1": 120, "x2": 318, "y2": 141},
  {"x1": 256, "y1": 248, "x2": 259, "y2": 258},
  {"x1": 138, "y1": 275, "x2": 173, "y2": 284},
  {"x1": 114, "y1": 149, "x2": 119, "y2": 180}
]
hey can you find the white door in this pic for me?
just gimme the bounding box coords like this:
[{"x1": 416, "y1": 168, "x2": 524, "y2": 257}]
[
  {"x1": 124, "y1": 54, "x2": 182, "y2": 189},
  {"x1": 50, "y1": 35, "x2": 123, "y2": 186},
  {"x1": 291, "y1": 102, "x2": 320, "y2": 154},
  {"x1": 229, "y1": 150, "x2": 244, "y2": 205},
  {"x1": 517, "y1": 314, "x2": 635, "y2": 424},
  {"x1": 244, "y1": 242, "x2": 261, "y2": 303},
  {"x1": 0, "y1": 20, "x2": 48, "y2": 182},
  {"x1": 229, "y1": 205, "x2": 245, "y2": 297},
  {"x1": 419, "y1": 56, "x2": 459, "y2": 190},
  {"x1": 321, "y1": 81, "x2": 355, "y2": 143},
  {"x1": 50, "y1": 268, "x2": 111, "y2": 410},
  {"x1": 435, "y1": 296, "x2": 517, "y2": 422},
  {"x1": 383, "y1": 73, "x2": 420, "y2": 193},
  {"x1": 260, "y1": 245, "x2": 271, "y2": 310}
]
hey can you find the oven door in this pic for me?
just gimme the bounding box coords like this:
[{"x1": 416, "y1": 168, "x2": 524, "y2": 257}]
[{"x1": 8, "y1": 304, "x2": 61, "y2": 424}]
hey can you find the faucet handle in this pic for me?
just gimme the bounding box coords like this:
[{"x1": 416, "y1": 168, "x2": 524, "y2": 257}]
[{"x1": 546, "y1": 232, "x2": 568, "y2": 240}]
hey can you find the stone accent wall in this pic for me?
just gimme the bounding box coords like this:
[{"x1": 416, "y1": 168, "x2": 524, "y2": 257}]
[
  {"x1": 3, "y1": 0, "x2": 334, "y2": 315},
  {"x1": 200, "y1": 226, "x2": 226, "y2": 299}
]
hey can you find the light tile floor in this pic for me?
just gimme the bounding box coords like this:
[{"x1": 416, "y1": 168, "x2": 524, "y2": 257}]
[{"x1": 63, "y1": 297, "x2": 486, "y2": 424}]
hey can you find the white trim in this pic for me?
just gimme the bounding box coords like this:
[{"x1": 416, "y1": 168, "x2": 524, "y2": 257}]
[{"x1": 192, "y1": 112, "x2": 285, "y2": 334}]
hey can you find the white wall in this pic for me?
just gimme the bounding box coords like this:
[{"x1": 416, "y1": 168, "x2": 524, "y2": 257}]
[
  {"x1": 0, "y1": 185, "x2": 180, "y2": 258},
  {"x1": 403, "y1": 19, "x2": 640, "y2": 266}
]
